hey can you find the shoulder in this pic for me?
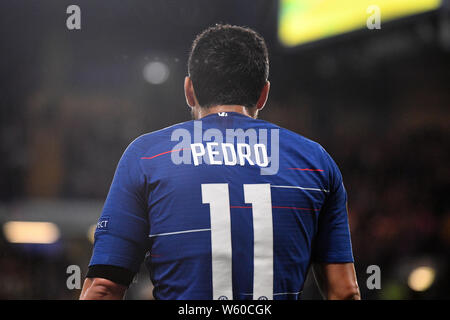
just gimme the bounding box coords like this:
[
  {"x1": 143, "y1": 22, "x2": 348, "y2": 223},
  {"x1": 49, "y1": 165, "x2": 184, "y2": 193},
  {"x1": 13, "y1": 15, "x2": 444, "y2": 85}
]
[
  {"x1": 262, "y1": 120, "x2": 340, "y2": 173},
  {"x1": 127, "y1": 120, "x2": 194, "y2": 152},
  {"x1": 260, "y1": 119, "x2": 327, "y2": 155}
]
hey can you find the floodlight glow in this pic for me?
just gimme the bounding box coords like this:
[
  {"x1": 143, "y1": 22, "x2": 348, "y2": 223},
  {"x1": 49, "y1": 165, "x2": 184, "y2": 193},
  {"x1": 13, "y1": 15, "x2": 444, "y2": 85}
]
[
  {"x1": 3, "y1": 221, "x2": 60, "y2": 244},
  {"x1": 278, "y1": 0, "x2": 442, "y2": 47},
  {"x1": 87, "y1": 224, "x2": 96, "y2": 244},
  {"x1": 408, "y1": 266, "x2": 436, "y2": 292},
  {"x1": 143, "y1": 61, "x2": 170, "y2": 85}
]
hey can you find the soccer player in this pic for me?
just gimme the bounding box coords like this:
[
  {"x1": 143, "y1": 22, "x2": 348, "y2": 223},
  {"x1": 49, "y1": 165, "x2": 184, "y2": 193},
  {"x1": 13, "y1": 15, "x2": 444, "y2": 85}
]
[{"x1": 80, "y1": 25, "x2": 360, "y2": 300}]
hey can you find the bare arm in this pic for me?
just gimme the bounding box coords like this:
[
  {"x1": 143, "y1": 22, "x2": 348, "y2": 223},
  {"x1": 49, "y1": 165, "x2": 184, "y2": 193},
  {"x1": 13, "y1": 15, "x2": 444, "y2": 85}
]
[
  {"x1": 79, "y1": 277, "x2": 127, "y2": 300},
  {"x1": 312, "y1": 262, "x2": 360, "y2": 300}
]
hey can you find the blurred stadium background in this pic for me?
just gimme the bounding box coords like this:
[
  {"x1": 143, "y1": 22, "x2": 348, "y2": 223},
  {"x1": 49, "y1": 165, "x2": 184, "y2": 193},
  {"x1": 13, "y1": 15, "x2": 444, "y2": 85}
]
[{"x1": 0, "y1": 0, "x2": 449, "y2": 299}]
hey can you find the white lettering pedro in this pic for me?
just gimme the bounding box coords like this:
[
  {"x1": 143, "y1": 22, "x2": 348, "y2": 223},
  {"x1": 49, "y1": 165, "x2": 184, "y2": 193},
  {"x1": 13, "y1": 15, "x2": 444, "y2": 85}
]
[{"x1": 190, "y1": 142, "x2": 269, "y2": 167}]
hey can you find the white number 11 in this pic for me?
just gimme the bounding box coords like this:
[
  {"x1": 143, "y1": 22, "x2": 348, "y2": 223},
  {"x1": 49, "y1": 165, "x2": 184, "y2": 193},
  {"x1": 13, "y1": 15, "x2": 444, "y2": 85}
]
[{"x1": 201, "y1": 183, "x2": 274, "y2": 300}]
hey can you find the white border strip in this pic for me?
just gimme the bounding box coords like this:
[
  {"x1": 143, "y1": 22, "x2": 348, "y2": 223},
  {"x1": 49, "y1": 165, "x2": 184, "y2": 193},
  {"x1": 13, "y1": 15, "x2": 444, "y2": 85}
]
[
  {"x1": 149, "y1": 228, "x2": 211, "y2": 238},
  {"x1": 271, "y1": 185, "x2": 329, "y2": 193},
  {"x1": 273, "y1": 291, "x2": 301, "y2": 296}
]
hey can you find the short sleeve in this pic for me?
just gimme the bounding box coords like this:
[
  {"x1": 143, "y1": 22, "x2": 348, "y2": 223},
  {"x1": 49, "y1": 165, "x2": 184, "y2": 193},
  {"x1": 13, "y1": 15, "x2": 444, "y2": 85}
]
[
  {"x1": 312, "y1": 152, "x2": 354, "y2": 263},
  {"x1": 89, "y1": 139, "x2": 149, "y2": 273}
]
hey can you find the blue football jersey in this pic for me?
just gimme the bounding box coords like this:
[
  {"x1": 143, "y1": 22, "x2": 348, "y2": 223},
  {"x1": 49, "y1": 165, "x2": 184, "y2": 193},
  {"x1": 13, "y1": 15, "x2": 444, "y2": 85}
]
[{"x1": 89, "y1": 112, "x2": 354, "y2": 300}]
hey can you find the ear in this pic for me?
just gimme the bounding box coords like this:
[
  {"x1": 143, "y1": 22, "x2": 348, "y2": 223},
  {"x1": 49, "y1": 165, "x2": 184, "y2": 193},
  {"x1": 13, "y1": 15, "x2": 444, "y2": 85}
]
[
  {"x1": 255, "y1": 81, "x2": 270, "y2": 110},
  {"x1": 184, "y1": 76, "x2": 197, "y2": 108}
]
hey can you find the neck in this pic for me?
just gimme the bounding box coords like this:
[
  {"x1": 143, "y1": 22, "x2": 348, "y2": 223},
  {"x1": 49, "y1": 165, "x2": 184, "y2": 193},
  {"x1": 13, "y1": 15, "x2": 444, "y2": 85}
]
[{"x1": 194, "y1": 105, "x2": 257, "y2": 119}]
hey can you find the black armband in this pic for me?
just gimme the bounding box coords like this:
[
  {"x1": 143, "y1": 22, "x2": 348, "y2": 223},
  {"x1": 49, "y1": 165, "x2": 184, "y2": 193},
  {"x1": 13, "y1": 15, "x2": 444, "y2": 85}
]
[{"x1": 86, "y1": 265, "x2": 135, "y2": 287}]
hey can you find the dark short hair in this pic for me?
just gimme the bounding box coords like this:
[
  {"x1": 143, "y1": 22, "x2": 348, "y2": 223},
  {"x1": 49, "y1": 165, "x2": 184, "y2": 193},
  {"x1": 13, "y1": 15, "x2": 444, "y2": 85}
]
[{"x1": 188, "y1": 24, "x2": 269, "y2": 109}]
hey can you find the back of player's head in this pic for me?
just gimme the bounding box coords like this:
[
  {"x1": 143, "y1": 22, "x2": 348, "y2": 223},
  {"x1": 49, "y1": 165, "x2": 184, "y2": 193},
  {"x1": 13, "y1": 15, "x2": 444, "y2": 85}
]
[{"x1": 188, "y1": 24, "x2": 269, "y2": 109}]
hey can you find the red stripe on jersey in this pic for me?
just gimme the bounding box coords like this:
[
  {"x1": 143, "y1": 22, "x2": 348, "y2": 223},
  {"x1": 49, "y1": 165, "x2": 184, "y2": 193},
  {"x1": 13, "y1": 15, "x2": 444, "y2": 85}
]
[
  {"x1": 230, "y1": 205, "x2": 319, "y2": 212},
  {"x1": 288, "y1": 168, "x2": 324, "y2": 172},
  {"x1": 141, "y1": 148, "x2": 186, "y2": 160}
]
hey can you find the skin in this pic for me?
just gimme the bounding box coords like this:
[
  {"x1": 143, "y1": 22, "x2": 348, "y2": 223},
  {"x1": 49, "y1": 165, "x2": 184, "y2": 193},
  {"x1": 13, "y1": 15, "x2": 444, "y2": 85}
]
[
  {"x1": 80, "y1": 277, "x2": 127, "y2": 300},
  {"x1": 313, "y1": 263, "x2": 361, "y2": 300},
  {"x1": 80, "y1": 77, "x2": 360, "y2": 300},
  {"x1": 184, "y1": 76, "x2": 270, "y2": 120}
]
